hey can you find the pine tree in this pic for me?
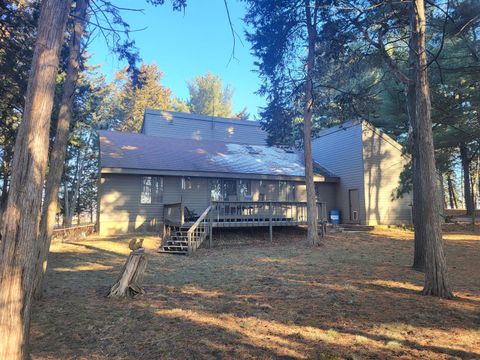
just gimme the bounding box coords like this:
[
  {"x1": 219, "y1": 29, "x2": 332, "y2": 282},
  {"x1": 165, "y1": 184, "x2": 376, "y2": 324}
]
[
  {"x1": 116, "y1": 63, "x2": 173, "y2": 132},
  {"x1": 187, "y1": 72, "x2": 234, "y2": 117}
]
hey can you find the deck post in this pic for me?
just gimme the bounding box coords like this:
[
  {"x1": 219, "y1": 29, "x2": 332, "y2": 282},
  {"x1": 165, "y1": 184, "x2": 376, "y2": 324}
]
[
  {"x1": 269, "y1": 201, "x2": 273, "y2": 242},
  {"x1": 209, "y1": 203, "x2": 213, "y2": 248},
  {"x1": 161, "y1": 223, "x2": 166, "y2": 248}
]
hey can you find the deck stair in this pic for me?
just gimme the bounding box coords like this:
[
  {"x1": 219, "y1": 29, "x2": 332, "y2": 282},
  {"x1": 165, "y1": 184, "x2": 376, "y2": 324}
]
[
  {"x1": 160, "y1": 206, "x2": 212, "y2": 255},
  {"x1": 159, "y1": 226, "x2": 190, "y2": 255}
]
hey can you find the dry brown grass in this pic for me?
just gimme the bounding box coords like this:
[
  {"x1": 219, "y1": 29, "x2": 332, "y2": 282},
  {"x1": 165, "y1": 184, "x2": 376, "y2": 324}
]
[{"x1": 30, "y1": 227, "x2": 480, "y2": 359}]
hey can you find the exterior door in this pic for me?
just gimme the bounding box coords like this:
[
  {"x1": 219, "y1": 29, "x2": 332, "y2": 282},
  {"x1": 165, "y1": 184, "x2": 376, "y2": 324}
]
[{"x1": 348, "y1": 189, "x2": 360, "y2": 223}]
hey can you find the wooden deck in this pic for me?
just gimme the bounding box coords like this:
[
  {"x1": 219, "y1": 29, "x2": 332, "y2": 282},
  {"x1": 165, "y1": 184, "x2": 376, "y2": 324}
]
[{"x1": 162, "y1": 201, "x2": 328, "y2": 254}]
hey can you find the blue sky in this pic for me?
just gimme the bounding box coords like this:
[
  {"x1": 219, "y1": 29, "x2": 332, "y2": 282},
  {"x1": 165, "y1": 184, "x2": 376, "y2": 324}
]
[{"x1": 87, "y1": 0, "x2": 265, "y2": 118}]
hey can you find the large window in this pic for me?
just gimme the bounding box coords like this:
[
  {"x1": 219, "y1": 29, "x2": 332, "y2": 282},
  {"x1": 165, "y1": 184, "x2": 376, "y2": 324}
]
[
  {"x1": 140, "y1": 176, "x2": 163, "y2": 204},
  {"x1": 279, "y1": 181, "x2": 295, "y2": 201},
  {"x1": 222, "y1": 179, "x2": 236, "y2": 201},
  {"x1": 210, "y1": 179, "x2": 251, "y2": 201},
  {"x1": 210, "y1": 179, "x2": 222, "y2": 201},
  {"x1": 238, "y1": 179, "x2": 252, "y2": 200}
]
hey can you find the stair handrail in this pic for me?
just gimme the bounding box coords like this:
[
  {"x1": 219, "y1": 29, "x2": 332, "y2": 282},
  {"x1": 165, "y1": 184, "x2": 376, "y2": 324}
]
[{"x1": 187, "y1": 205, "x2": 212, "y2": 253}]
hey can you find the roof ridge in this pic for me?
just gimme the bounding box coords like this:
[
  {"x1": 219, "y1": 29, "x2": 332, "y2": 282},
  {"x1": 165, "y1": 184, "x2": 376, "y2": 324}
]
[{"x1": 144, "y1": 108, "x2": 261, "y2": 126}]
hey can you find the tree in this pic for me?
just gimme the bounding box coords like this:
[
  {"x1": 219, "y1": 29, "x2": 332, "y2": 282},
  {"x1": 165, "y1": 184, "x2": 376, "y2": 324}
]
[
  {"x1": 0, "y1": 0, "x2": 73, "y2": 358},
  {"x1": 186, "y1": 72, "x2": 233, "y2": 117},
  {"x1": 410, "y1": 0, "x2": 452, "y2": 298},
  {"x1": 0, "y1": 0, "x2": 39, "y2": 220},
  {"x1": 172, "y1": 97, "x2": 190, "y2": 113},
  {"x1": 116, "y1": 63, "x2": 173, "y2": 132},
  {"x1": 245, "y1": 0, "x2": 334, "y2": 245},
  {"x1": 33, "y1": 0, "x2": 89, "y2": 300},
  {"x1": 302, "y1": 0, "x2": 321, "y2": 245}
]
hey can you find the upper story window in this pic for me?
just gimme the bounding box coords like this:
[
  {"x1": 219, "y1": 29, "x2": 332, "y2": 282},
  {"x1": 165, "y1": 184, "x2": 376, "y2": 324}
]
[
  {"x1": 182, "y1": 177, "x2": 193, "y2": 190},
  {"x1": 140, "y1": 176, "x2": 163, "y2": 204}
]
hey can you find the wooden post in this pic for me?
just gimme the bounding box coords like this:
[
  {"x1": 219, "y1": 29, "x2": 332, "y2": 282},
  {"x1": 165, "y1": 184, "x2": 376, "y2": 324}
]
[
  {"x1": 269, "y1": 201, "x2": 273, "y2": 242},
  {"x1": 209, "y1": 204, "x2": 213, "y2": 248},
  {"x1": 180, "y1": 202, "x2": 184, "y2": 225},
  {"x1": 161, "y1": 223, "x2": 166, "y2": 248}
]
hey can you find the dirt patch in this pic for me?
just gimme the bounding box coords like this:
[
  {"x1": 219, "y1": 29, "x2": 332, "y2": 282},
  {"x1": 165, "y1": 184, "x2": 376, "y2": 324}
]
[{"x1": 30, "y1": 227, "x2": 480, "y2": 359}]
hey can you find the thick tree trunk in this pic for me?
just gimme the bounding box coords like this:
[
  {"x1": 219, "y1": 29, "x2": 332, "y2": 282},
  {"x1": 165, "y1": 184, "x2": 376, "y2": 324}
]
[
  {"x1": 303, "y1": 0, "x2": 320, "y2": 245},
  {"x1": 0, "y1": 1, "x2": 72, "y2": 359},
  {"x1": 460, "y1": 144, "x2": 474, "y2": 215},
  {"x1": 33, "y1": 0, "x2": 89, "y2": 300},
  {"x1": 405, "y1": 30, "x2": 425, "y2": 271},
  {"x1": 410, "y1": 0, "x2": 453, "y2": 298},
  {"x1": 107, "y1": 248, "x2": 148, "y2": 298}
]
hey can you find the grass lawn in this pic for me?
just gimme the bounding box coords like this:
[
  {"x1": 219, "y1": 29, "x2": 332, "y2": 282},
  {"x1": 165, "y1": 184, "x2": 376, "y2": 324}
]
[{"x1": 30, "y1": 226, "x2": 480, "y2": 359}]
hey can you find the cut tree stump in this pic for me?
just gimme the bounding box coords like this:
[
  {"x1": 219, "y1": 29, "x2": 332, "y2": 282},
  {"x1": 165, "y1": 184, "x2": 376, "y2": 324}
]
[{"x1": 107, "y1": 247, "x2": 148, "y2": 298}]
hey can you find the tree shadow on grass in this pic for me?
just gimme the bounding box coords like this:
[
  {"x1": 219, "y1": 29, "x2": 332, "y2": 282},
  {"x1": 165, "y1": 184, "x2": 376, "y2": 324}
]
[{"x1": 31, "y1": 231, "x2": 480, "y2": 359}]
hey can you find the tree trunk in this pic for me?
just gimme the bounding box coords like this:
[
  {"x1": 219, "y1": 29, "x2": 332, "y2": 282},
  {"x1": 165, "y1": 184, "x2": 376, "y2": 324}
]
[
  {"x1": 447, "y1": 174, "x2": 457, "y2": 209},
  {"x1": 64, "y1": 180, "x2": 69, "y2": 227},
  {"x1": 303, "y1": 0, "x2": 320, "y2": 245},
  {"x1": 405, "y1": 28, "x2": 425, "y2": 271},
  {"x1": 107, "y1": 248, "x2": 148, "y2": 298},
  {"x1": 0, "y1": 149, "x2": 12, "y2": 222},
  {"x1": 410, "y1": 0, "x2": 453, "y2": 298},
  {"x1": 33, "y1": 0, "x2": 89, "y2": 300},
  {"x1": 66, "y1": 152, "x2": 84, "y2": 226},
  {"x1": 0, "y1": 1, "x2": 72, "y2": 359},
  {"x1": 460, "y1": 143, "x2": 474, "y2": 215}
]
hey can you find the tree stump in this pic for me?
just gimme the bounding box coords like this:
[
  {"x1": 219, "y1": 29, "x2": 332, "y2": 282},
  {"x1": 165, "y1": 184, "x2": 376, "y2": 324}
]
[{"x1": 107, "y1": 247, "x2": 148, "y2": 298}]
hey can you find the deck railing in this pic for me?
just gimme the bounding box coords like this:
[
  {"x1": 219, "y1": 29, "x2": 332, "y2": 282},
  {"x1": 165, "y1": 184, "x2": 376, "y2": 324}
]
[
  {"x1": 186, "y1": 205, "x2": 212, "y2": 253},
  {"x1": 162, "y1": 201, "x2": 328, "y2": 250},
  {"x1": 210, "y1": 201, "x2": 327, "y2": 225}
]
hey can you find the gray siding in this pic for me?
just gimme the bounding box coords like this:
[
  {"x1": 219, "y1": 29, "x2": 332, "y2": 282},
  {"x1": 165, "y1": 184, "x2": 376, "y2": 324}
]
[
  {"x1": 99, "y1": 174, "x2": 164, "y2": 235},
  {"x1": 142, "y1": 109, "x2": 267, "y2": 145},
  {"x1": 100, "y1": 173, "x2": 334, "y2": 234},
  {"x1": 316, "y1": 183, "x2": 338, "y2": 217},
  {"x1": 361, "y1": 124, "x2": 412, "y2": 225},
  {"x1": 182, "y1": 177, "x2": 210, "y2": 215},
  {"x1": 312, "y1": 121, "x2": 366, "y2": 224},
  {"x1": 164, "y1": 176, "x2": 182, "y2": 204}
]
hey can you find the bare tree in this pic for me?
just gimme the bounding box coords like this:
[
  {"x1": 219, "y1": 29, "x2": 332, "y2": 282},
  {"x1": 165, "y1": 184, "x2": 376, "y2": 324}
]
[
  {"x1": 33, "y1": 0, "x2": 89, "y2": 300},
  {"x1": 0, "y1": 0, "x2": 73, "y2": 358}
]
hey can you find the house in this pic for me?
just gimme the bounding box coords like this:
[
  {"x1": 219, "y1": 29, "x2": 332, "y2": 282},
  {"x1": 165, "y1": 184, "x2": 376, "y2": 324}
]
[
  {"x1": 98, "y1": 110, "x2": 413, "y2": 251},
  {"x1": 311, "y1": 120, "x2": 413, "y2": 226}
]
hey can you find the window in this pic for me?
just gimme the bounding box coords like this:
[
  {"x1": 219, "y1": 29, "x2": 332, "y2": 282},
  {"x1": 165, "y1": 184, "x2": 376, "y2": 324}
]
[
  {"x1": 210, "y1": 179, "x2": 239, "y2": 201},
  {"x1": 140, "y1": 176, "x2": 163, "y2": 204},
  {"x1": 182, "y1": 177, "x2": 193, "y2": 190},
  {"x1": 222, "y1": 179, "x2": 236, "y2": 201},
  {"x1": 210, "y1": 179, "x2": 222, "y2": 201},
  {"x1": 238, "y1": 180, "x2": 252, "y2": 200},
  {"x1": 279, "y1": 181, "x2": 295, "y2": 201},
  {"x1": 259, "y1": 180, "x2": 266, "y2": 201}
]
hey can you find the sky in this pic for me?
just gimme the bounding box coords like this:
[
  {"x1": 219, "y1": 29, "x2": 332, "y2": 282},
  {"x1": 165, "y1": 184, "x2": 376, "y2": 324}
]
[{"x1": 87, "y1": 0, "x2": 266, "y2": 118}]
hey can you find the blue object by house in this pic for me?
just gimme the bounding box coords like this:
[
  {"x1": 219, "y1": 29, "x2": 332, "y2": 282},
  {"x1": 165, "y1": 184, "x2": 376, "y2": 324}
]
[{"x1": 329, "y1": 209, "x2": 341, "y2": 224}]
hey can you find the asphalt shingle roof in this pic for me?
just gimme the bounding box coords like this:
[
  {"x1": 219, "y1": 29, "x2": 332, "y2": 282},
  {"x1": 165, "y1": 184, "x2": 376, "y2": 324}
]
[{"x1": 99, "y1": 130, "x2": 338, "y2": 179}]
